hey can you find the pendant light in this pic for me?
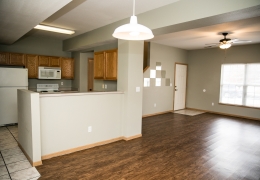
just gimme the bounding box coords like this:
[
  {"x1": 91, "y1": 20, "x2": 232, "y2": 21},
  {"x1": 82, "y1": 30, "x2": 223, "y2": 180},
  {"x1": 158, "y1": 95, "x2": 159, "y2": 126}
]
[{"x1": 112, "y1": 0, "x2": 154, "y2": 40}]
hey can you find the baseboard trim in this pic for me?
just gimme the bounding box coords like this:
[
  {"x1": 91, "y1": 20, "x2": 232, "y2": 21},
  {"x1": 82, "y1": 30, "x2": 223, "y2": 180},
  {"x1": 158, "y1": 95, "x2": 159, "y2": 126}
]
[
  {"x1": 142, "y1": 110, "x2": 173, "y2": 118},
  {"x1": 186, "y1": 107, "x2": 260, "y2": 121},
  {"x1": 122, "y1": 134, "x2": 142, "y2": 141},
  {"x1": 42, "y1": 134, "x2": 142, "y2": 160},
  {"x1": 18, "y1": 143, "x2": 42, "y2": 167}
]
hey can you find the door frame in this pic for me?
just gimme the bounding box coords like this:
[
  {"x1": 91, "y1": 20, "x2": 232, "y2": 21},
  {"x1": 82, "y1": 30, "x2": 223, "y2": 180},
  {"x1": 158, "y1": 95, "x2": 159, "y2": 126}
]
[
  {"x1": 173, "y1": 63, "x2": 188, "y2": 111},
  {"x1": 88, "y1": 58, "x2": 94, "y2": 91}
]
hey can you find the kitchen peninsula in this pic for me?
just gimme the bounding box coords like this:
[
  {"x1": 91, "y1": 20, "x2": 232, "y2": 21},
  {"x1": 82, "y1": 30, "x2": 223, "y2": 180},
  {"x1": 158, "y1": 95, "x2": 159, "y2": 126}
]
[
  {"x1": 17, "y1": 89, "x2": 141, "y2": 166},
  {"x1": 17, "y1": 40, "x2": 144, "y2": 167}
]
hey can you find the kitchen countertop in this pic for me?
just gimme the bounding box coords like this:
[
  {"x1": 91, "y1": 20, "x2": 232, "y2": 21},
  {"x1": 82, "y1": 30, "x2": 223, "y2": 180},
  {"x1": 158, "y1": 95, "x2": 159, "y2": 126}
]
[{"x1": 38, "y1": 91, "x2": 124, "y2": 97}]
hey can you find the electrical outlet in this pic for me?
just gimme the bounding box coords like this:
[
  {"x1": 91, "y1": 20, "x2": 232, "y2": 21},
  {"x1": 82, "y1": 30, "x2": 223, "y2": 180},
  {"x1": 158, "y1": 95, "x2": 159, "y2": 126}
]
[
  {"x1": 105, "y1": 84, "x2": 107, "y2": 89},
  {"x1": 212, "y1": 102, "x2": 214, "y2": 106},
  {"x1": 136, "y1": 87, "x2": 140, "y2": 92},
  {"x1": 88, "y1": 126, "x2": 92, "y2": 132},
  {"x1": 102, "y1": 84, "x2": 104, "y2": 89},
  {"x1": 154, "y1": 103, "x2": 156, "y2": 107},
  {"x1": 61, "y1": 82, "x2": 63, "y2": 86}
]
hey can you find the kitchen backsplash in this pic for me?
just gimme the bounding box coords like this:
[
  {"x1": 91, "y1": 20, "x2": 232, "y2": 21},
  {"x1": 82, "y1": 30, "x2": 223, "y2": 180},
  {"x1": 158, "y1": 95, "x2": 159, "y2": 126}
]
[{"x1": 28, "y1": 79, "x2": 73, "y2": 90}]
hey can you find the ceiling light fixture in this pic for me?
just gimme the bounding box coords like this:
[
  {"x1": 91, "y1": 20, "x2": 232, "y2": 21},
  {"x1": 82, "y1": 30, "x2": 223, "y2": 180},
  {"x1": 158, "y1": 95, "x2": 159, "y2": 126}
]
[
  {"x1": 34, "y1": 25, "x2": 75, "y2": 35},
  {"x1": 219, "y1": 41, "x2": 232, "y2": 49},
  {"x1": 219, "y1": 33, "x2": 231, "y2": 49},
  {"x1": 112, "y1": 0, "x2": 154, "y2": 40}
]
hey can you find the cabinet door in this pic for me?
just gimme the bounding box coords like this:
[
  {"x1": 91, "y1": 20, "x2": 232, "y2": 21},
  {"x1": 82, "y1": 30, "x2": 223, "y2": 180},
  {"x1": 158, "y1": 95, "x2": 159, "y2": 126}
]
[
  {"x1": 104, "y1": 49, "x2": 117, "y2": 80},
  {"x1": 9, "y1": 53, "x2": 25, "y2": 66},
  {"x1": 38, "y1": 56, "x2": 49, "y2": 66},
  {"x1": 49, "y1": 56, "x2": 60, "y2": 67},
  {"x1": 26, "y1": 54, "x2": 38, "y2": 79},
  {"x1": 61, "y1": 58, "x2": 74, "y2": 79},
  {"x1": 0, "y1": 52, "x2": 9, "y2": 65},
  {"x1": 94, "y1": 52, "x2": 105, "y2": 79}
]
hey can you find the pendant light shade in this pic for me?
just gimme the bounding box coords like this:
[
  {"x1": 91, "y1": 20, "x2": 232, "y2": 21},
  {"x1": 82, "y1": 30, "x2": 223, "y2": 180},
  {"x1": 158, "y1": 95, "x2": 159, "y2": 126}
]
[{"x1": 112, "y1": 0, "x2": 154, "y2": 40}]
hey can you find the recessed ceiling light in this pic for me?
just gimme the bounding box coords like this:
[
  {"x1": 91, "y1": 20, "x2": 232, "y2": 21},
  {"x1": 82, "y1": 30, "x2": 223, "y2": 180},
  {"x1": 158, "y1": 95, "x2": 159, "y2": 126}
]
[{"x1": 34, "y1": 25, "x2": 75, "y2": 35}]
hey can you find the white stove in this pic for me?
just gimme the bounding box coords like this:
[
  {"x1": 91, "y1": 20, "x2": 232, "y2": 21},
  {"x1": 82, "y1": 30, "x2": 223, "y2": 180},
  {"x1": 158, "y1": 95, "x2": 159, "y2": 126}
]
[{"x1": 37, "y1": 84, "x2": 60, "y2": 93}]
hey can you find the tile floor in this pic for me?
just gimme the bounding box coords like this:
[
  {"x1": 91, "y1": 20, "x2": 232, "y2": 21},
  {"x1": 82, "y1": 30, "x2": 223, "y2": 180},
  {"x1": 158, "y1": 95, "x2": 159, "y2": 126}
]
[
  {"x1": 0, "y1": 125, "x2": 40, "y2": 180},
  {"x1": 174, "y1": 109, "x2": 205, "y2": 116}
]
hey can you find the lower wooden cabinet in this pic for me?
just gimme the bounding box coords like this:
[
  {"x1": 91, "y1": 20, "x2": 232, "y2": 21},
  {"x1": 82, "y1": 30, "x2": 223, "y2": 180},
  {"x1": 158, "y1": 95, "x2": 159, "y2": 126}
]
[
  {"x1": 26, "y1": 54, "x2": 38, "y2": 78},
  {"x1": 0, "y1": 52, "x2": 9, "y2": 65},
  {"x1": 61, "y1": 58, "x2": 74, "y2": 79},
  {"x1": 94, "y1": 49, "x2": 117, "y2": 80},
  {"x1": 9, "y1": 53, "x2": 25, "y2": 66}
]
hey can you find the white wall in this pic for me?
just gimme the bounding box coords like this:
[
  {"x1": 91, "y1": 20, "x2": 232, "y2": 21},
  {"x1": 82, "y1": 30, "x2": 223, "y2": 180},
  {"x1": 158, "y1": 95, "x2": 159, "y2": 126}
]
[
  {"x1": 17, "y1": 90, "x2": 41, "y2": 165},
  {"x1": 142, "y1": 43, "x2": 188, "y2": 116},
  {"x1": 40, "y1": 92, "x2": 123, "y2": 156}
]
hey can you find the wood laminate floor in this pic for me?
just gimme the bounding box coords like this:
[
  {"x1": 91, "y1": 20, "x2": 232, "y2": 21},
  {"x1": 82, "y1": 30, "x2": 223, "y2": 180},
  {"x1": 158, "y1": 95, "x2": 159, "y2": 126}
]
[{"x1": 37, "y1": 113, "x2": 260, "y2": 180}]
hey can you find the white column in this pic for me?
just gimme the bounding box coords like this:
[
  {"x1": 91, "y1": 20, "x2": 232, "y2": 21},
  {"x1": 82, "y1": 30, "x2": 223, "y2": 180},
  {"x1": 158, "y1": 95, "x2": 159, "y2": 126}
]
[{"x1": 117, "y1": 40, "x2": 144, "y2": 138}]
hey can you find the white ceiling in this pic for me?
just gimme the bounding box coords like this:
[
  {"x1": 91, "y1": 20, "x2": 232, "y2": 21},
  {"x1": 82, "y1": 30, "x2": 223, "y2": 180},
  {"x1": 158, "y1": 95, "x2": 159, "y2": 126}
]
[
  {"x1": 0, "y1": 0, "x2": 260, "y2": 50},
  {"x1": 25, "y1": 0, "x2": 180, "y2": 40},
  {"x1": 151, "y1": 16, "x2": 260, "y2": 50}
]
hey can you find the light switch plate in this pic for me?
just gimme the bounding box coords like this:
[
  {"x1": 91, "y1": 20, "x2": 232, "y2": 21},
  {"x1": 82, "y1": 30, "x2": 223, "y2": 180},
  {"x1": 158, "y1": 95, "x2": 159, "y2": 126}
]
[{"x1": 136, "y1": 87, "x2": 140, "y2": 92}]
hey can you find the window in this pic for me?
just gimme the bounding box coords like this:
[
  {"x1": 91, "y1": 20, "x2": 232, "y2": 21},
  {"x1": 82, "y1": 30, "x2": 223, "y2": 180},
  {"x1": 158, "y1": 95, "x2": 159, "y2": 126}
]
[{"x1": 219, "y1": 63, "x2": 260, "y2": 108}]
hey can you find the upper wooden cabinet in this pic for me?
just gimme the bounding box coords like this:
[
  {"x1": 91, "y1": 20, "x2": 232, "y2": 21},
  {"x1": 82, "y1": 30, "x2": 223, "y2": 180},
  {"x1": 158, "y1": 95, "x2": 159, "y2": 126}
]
[
  {"x1": 94, "y1": 51, "x2": 105, "y2": 79},
  {"x1": 39, "y1": 56, "x2": 60, "y2": 67},
  {"x1": 38, "y1": 56, "x2": 49, "y2": 66},
  {"x1": 26, "y1": 54, "x2": 38, "y2": 78},
  {"x1": 104, "y1": 49, "x2": 117, "y2": 80},
  {"x1": 61, "y1": 58, "x2": 74, "y2": 79},
  {"x1": 0, "y1": 52, "x2": 9, "y2": 65},
  {"x1": 1, "y1": 51, "x2": 74, "y2": 79},
  {"x1": 94, "y1": 49, "x2": 117, "y2": 80},
  {"x1": 9, "y1": 53, "x2": 25, "y2": 66},
  {"x1": 49, "y1": 56, "x2": 60, "y2": 67}
]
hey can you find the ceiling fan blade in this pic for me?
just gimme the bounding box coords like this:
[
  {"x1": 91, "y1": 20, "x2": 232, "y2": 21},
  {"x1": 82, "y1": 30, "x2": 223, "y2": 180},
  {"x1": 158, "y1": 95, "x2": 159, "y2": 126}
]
[
  {"x1": 230, "y1": 38, "x2": 239, "y2": 42},
  {"x1": 233, "y1": 40, "x2": 252, "y2": 43}
]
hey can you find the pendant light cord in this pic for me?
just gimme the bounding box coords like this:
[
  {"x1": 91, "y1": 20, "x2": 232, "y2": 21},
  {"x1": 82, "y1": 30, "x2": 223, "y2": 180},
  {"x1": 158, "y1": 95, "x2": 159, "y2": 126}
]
[{"x1": 133, "y1": 0, "x2": 135, "y2": 16}]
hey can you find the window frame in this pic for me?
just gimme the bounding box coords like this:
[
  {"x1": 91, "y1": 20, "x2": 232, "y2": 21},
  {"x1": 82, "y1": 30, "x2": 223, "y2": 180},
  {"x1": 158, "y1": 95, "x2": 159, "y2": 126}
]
[{"x1": 219, "y1": 63, "x2": 260, "y2": 109}]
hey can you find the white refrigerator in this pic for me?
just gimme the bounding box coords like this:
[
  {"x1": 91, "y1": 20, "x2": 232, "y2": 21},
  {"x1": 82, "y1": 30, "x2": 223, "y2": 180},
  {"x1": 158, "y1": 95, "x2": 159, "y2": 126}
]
[{"x1": 0, "y1": 67, "x2": 28, "y2": 126}]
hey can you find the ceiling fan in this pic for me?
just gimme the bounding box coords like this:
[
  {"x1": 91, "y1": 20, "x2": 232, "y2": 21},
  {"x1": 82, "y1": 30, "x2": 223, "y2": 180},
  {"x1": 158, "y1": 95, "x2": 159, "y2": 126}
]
[{"x1": 205, "y1": 33, "x2": 251, "y2": 49}]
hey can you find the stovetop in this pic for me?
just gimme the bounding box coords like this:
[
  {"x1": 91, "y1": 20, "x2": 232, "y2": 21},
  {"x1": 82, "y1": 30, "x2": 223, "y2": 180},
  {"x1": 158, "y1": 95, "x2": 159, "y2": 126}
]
[{"x1": 37, "y1": 84, "x2": 59, "y2": 93}]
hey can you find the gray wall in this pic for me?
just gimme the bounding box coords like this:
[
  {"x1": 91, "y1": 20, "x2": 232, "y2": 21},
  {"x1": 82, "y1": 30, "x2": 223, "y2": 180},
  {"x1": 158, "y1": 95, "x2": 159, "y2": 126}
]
[
  {"x1": 142, "y1": 43, "x2": 188, "y2": 116},
  {"x1": 187, "y1": 43, "x2": 260, "y2": 119},
  {"x1": 0, "y1": 35, "x2": 72, "y2": 89}
]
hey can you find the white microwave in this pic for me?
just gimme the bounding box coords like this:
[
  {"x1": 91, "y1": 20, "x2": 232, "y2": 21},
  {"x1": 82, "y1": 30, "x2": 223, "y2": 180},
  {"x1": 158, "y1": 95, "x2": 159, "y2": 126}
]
[{"x1": 38, "y1": 67, "x2": 61, "y2": 79}]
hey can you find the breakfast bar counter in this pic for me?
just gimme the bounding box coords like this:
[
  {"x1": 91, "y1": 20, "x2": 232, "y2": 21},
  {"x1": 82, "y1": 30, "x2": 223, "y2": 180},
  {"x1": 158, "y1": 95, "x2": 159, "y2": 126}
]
[{"x1": 17, "y1": 89, "x2": 141, "y2": 166}]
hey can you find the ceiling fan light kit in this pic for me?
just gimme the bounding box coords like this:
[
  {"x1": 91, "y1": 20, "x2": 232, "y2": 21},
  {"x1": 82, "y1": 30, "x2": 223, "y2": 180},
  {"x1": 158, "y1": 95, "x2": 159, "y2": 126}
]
[
  {"x1": 34, "y1": 25, "x2": 75, "y2": 35},
  {"x1": 219, "y1": 33, "x2": 232, "y2": 49},
  {"x1": 112, "y1": 0, "x2": 154, "y2": 40}
]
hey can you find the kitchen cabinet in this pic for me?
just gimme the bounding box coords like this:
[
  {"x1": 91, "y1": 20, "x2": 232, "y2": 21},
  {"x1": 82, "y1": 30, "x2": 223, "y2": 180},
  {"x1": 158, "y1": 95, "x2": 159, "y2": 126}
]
[
  {"x1": 49, "y1": 56, "x2": 60, "y2": 67},
  {"x1": 0, "y1": 52, "x2": 9, "y2": 65},
  {"x1": 38, "y1": 56, "x2": 49, "y2": 67},
  {"x1": 61, "y1": 58, "x2": 74, "y2": 79},
  {"x1": 104, "y1": 49, "x2": 117, "y2": 80},
  {"x1": 94, "y1": 49, "x2": 117, "y2": 80},
  {"x1": 9, "y1": 53, "x2": 26, "y2": 66},
  {"x1": 26, "y1": 54, "x2": 38, "y2": 78},
  {"x1": 94, "y1": 51, "x2": 105, "y2": 79},
  {"x1": 39, "y1": 56, "x2": 60, "y2": 67}
]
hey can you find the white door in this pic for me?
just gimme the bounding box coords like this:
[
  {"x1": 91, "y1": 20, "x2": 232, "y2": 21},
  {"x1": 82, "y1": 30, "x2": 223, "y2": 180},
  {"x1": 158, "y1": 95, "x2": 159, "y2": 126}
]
[{"x1": 174, "y1": 64, "x2": 187, "y2": 111}]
